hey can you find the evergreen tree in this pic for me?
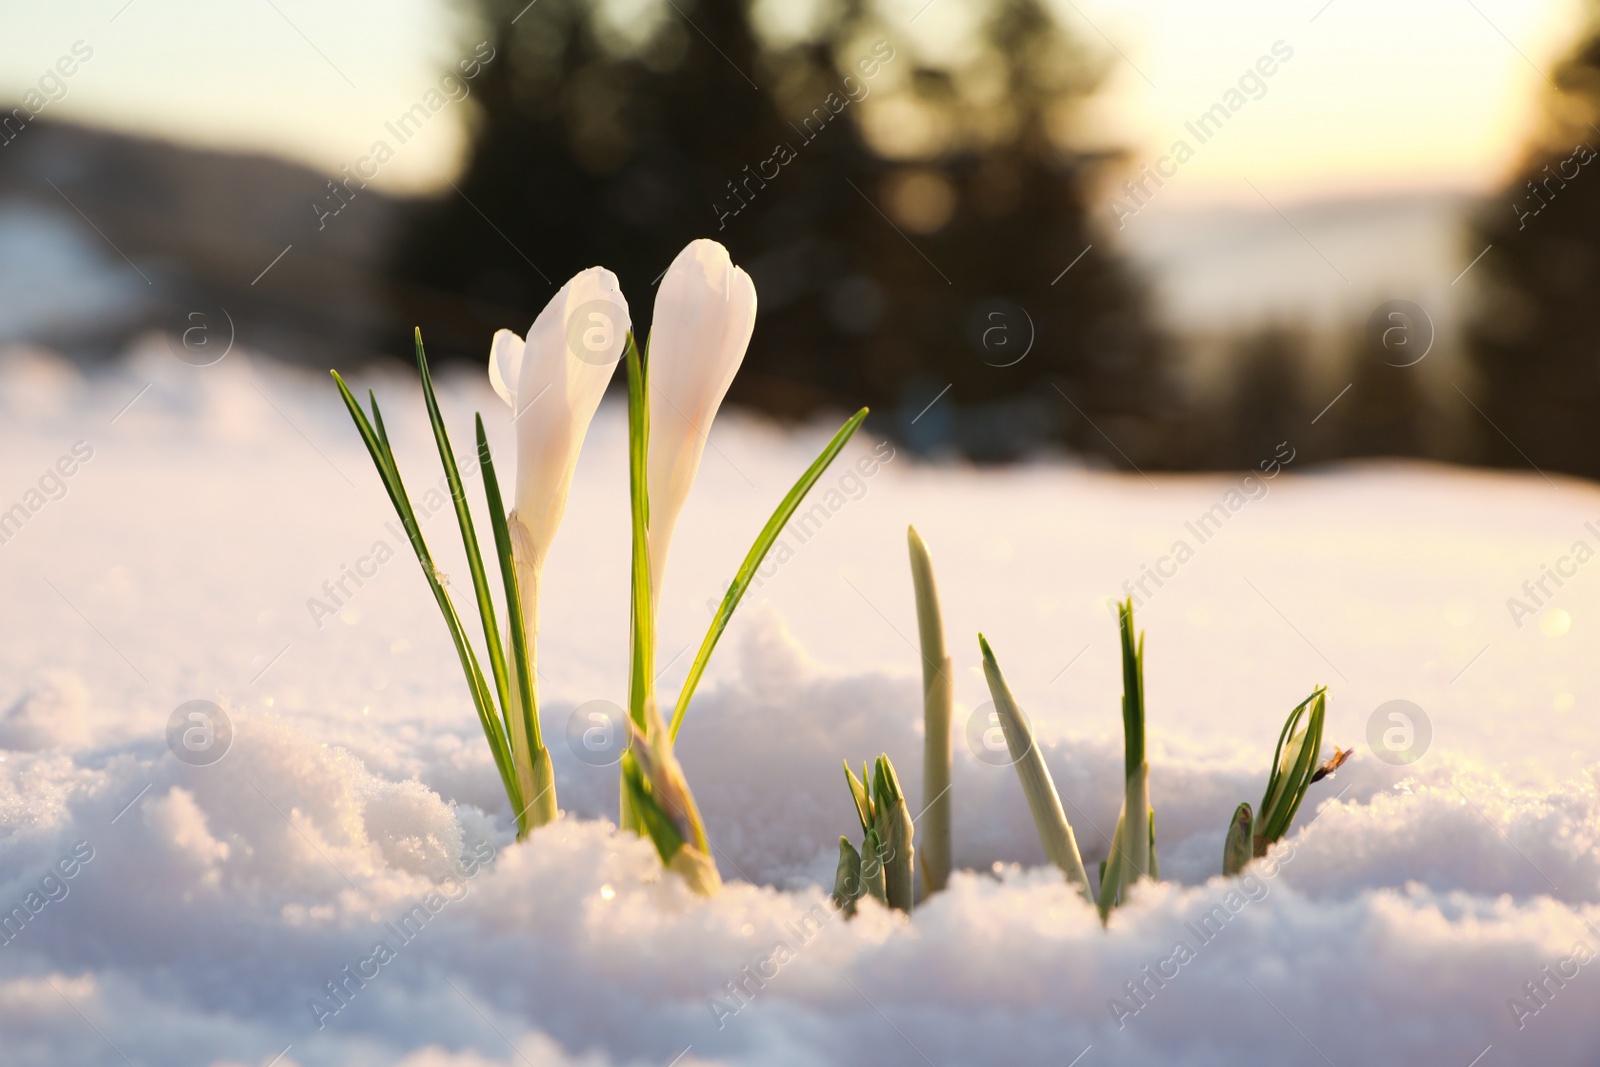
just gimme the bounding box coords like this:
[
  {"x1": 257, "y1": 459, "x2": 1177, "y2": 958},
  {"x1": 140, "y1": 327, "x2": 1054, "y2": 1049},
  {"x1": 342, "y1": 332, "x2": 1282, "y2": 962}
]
[
  {"x1": 1465, "y1": 4, "x2": 1600, "y2": 477},
  {"x1": 393, "y1": 0, "x2": 1170, "y2": 462}
]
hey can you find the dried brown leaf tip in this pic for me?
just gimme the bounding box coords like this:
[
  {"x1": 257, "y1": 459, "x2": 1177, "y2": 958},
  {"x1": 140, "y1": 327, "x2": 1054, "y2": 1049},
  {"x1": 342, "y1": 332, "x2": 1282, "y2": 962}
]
[{"x1": 1310, "y1": 746, "x2": 1352, "y2": 784}]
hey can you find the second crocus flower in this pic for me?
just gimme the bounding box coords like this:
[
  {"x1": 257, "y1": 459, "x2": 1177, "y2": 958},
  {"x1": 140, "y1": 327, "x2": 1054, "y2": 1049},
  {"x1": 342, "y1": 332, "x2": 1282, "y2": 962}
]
[
  {"x1": 644, "y1": 239, "x2": 757, "y2": 608},
  {"x1": 491, "y1": 267, "x2": 631, "y2": 644}
]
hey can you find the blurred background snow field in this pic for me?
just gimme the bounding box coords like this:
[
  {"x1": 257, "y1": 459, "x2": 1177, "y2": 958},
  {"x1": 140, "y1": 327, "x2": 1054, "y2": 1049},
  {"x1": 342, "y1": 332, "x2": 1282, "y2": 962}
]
[{"x1": 2, "y1": 347, "x2": 1599, "y2": 1066}]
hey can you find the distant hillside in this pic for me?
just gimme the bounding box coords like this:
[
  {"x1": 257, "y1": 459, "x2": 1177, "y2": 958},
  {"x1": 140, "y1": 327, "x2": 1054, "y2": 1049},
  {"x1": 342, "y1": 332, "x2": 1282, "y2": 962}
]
[
  {"x1": 0, "y1": 120, "x2": 527, "y2": 368},
  {"x1": 1112, "y1": 189, "x2": 1476, "y2": 360}
]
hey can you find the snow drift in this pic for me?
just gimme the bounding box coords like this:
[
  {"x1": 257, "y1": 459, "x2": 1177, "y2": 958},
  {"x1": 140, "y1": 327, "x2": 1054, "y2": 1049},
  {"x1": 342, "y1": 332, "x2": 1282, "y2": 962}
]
[{"x1": 1, "y1": 342, "x2": 1598, "y2": 1065}]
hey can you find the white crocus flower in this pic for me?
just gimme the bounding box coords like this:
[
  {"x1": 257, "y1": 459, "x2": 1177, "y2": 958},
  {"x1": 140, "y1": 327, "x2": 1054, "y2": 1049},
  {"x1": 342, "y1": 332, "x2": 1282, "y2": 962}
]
[
  {"x1": 491, "y1": 267, "x2": 630, "y2": 642},
  {"x1": 645, "y1": 239, "x2": 757, "y2": 607}
]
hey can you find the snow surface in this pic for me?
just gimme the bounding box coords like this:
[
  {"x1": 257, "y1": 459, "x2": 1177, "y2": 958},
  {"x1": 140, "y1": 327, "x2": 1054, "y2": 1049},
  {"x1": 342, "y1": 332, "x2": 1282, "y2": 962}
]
[{"x1": 1, "y1": 340, "x2": 1598, "y2": 1066}]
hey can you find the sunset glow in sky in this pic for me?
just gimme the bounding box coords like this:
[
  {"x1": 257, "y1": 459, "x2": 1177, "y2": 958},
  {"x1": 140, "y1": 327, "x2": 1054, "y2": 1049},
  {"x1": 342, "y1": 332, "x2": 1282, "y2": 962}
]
[{"x1": 0, "y1": 0, "x2": 1586, "y2": 204}]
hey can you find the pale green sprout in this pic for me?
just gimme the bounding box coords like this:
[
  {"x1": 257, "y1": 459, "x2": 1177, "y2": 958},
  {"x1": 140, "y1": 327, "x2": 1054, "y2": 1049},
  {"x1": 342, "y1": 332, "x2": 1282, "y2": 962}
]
[
  {"x1": 834, "y1": 755, "x2": 915, "y2": 913},
  {"x1": 832, "y1": 837, "x2": 863, "y2": 914},
  {"x1": 1096, "y1": 599, "x2": 1156, "y2": 920},
  {"x1": 908, "y1": 526, "x2": 952, "y2": 898},
  {"x1": 977, "y1": 600, "x2": 1158, "y2": 923},
  {"x1": 332, "y1": 331, "x2": 554, "y2": 839},
  {"x1": 1222, "y1": 687, "x2": 1350, "y2": 875},
  {"x1": 1222, "y1": 802, "x2": 1253, "y2": 877},
  {"x1": 978, "y1": 635, "x2": 1093, "y2": 905}
]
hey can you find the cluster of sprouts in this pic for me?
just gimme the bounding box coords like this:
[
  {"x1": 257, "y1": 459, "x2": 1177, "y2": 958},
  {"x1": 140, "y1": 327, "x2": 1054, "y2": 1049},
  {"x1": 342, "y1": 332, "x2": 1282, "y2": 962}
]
[{"x1": 886, "y1": 531, "x2": 1350, "y2": 921}]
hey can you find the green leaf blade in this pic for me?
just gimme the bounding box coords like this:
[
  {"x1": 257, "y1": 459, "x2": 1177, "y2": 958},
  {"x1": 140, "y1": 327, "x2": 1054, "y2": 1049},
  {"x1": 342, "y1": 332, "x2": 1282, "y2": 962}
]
[
  {"x1": 844, "y1": 761, "x2": 872, "y2": 835},
  {"x1": 1118, "y1": 599, "x2": 1145, "y2": 780},
  {"x1": 909, "y1": 526, "x2": 953, "y2": 898},
  {"x1": 329, "y1": 368, "x2": 523, "y2": 826},
  {"x1": 1223, "y1": 802, "x2": 1253, "y2": 876},
  {"x1": 624, "y1": 333, "x2": 654, "y2": 732},
  {"x1": 476, "y1": 415, "x2": 542, "y2": 757},
  {"x1": 668, "y1": 407, "x2": 869, "y2": 740},
  {"x1": 978, "y1": 634, "x2": 1093, "y2": 904},
  {"x1": 413, "y1": 332, "x2": 514, "y2": 745}
]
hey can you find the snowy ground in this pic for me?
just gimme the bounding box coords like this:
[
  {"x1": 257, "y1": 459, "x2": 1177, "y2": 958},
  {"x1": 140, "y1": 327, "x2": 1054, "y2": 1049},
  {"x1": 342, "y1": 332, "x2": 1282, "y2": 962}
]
[{"x1": 1, "y1": 341, "x2": 1598, "y2": 1067}]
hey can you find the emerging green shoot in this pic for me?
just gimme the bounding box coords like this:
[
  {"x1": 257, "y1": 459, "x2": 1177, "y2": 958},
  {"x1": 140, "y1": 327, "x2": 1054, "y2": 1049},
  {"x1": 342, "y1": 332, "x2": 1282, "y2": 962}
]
[
  {"x1": 1222, "y1": 687, "x2": 1348, "y2": 872},
  {"x1": 1254, "y1": 686, "x2": 1331, "y2": 856},
  {"x1": 833, "y1": 837, "x2": 863, "y2": 915},
  {"x1": 978, "y1": 635, "x2": 1093, "y2": 905},
  {"x1": 1096, "y1": 600, "x2": 1155, "y2": 921},
  {"x1": 860, "y1": 827, "x2": 888, "y2": 905},
  {"x1": 836, "y1": 755, "x2": 914, "y2": 913},
  {"x1": 908, "y1": 526, "x2": 953, "y2": 898},
  {"x1": 1222, "y1": 802, "x2": 1253, "y2": 877},
  {"x1": 1118, "y1": 599, "x2": 1146, "y2": 780},
  {"x1": 666, "y1": 406, "x2": 869, "y2": 740}
]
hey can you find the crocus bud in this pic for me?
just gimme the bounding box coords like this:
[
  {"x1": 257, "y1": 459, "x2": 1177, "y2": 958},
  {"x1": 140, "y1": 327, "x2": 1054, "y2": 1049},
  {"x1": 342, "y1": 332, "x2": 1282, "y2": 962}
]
[
  {"x1": 1253, "y1": 688, "x2": 1329, "y2": 856},
  {"x1": 644, "y1": 239, "x2": 757, "y2": 606},
  {"x1": 490, "y1": 267, "x2": 630, "y2": 640}
]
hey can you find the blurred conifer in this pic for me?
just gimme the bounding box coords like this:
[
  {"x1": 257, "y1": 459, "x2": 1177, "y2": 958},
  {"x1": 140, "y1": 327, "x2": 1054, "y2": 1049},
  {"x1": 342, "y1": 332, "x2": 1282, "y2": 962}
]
[{"x1": 393, "y1": 0, "x2": 1171, "y2": 462}]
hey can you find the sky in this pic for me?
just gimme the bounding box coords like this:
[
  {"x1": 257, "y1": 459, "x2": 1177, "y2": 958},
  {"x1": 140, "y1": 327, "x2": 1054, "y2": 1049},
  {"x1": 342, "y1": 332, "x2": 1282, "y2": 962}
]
[
  {"x1": 0, "y1": 0, "x2": 1586, "y2": 204},
  {"x1": 1051, "y1": 0, "x2": 1585, "y2": 207}
]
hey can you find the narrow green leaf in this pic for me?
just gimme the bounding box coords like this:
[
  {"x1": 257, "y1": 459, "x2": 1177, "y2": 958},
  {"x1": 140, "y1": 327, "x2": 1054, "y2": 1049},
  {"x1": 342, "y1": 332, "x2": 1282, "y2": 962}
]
[
  {"x1": 476, "y1": 415, "x2": 543, "y2": 758},
  {"x1": 1261, "y1": 726, "x2": 1308, "y2": 831},
  {"x1": 624, "y1": 333, "x2": 653, "y2": 732},
  {"x1": 908, "y1": 526, "x2": 948, "y2": 679},
  {"x1": 1273, "y1": 689, "x2": 1327, "y2": 838},
  {"x1": 1096, "y1": 811, "x2": 1126, "y2": 921},
  {"x1": 330, "y1": 370, "x2": 522, "y2": 822},
  {"x1": 414, "y1": 332, "x2": 514, "y2": 743},
  {"x1": 1121, "y1": 761, "x2": 1151, "y2": 886},
  {"x1": 910, "y1": 526, "x2": 953, "y2": 897},
  {"x1": 833, "y1": 837, "x2": 863, "y2": 913},
  {"x1": 362, "y1": 390, "x2": 524, "y2": 821},
  {"x1": 668, "y1": 407, "x2": 869, "y2": 740},
  {"x1": 844, "y1": 761, "x2": 872, "y2": 835},
  {"x1": 879, "y1": 794, "x2": 915, "y2": 913},
  {"x1": 1118, "y1": 599, "x2": 1145, "y2": 780},
  {"x1": 860, "y1": 827, "x2": 887, "y2": 905},
  {"x1": 978, "y1": 633, "x2": 1093, "y2": 904},
  {"x1": 872, "y1": 754, "x2": 892, "y2": 807},
  {"x1": 1262, "y1": 691, "x2": 1313, "y2": 817},
  {"x1": 1223, "y1": 802, "x2": 1253, "y2": 876}
]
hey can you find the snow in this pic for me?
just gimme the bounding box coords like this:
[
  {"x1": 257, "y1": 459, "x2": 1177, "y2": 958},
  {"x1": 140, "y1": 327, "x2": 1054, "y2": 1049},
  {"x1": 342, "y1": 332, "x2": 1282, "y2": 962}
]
[
  {"x1": 1, "y1": 340, "x2": 1598, "y2": 1066},
  {"x1": 0, "y1": 205, "x2": 151, "y2": 343}
]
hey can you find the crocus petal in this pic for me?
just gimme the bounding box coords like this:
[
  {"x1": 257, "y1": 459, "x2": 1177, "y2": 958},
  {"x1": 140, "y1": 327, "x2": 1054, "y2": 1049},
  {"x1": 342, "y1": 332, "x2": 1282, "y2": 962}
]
[
  {"x1": 488, "y1": 328, "x2": 524, "y2": 408},
  {"x1": 505, "y1": 267, "x2": 630, "y2": 635},
  {"x1": 645, "y1": 239, "x2": 757, "y2": 605}
]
